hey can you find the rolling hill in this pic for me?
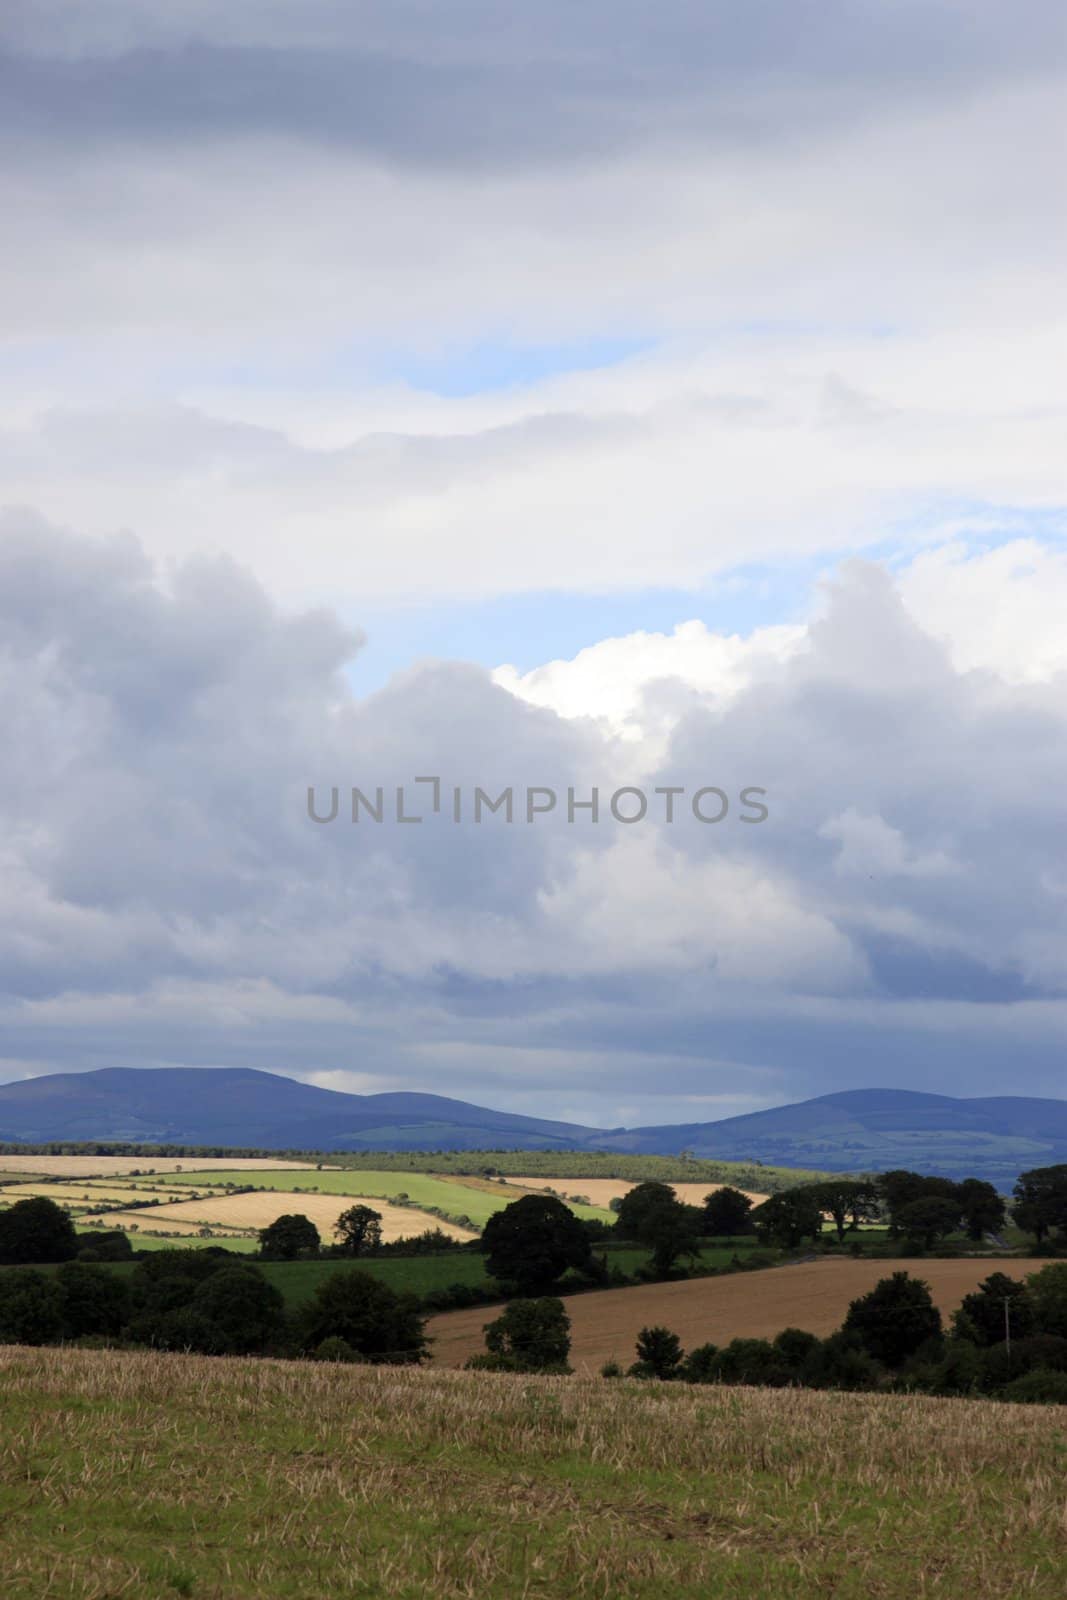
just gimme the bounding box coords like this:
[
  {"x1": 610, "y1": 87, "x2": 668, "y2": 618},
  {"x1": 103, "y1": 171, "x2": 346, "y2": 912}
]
[{"x1": 1, "y1": 1071, "x2": 1064, "y2": 1181}]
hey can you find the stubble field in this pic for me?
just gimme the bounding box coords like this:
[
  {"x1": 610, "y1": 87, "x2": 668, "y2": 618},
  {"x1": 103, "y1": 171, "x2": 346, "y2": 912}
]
[{"x1": 0, "y1": 1346, "x2": 1062, "y2": 1600}]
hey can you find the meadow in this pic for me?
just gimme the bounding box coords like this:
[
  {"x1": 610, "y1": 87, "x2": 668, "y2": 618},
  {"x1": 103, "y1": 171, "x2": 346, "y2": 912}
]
[{"x1": 1, "y1": 1346, "x2": 1063, "y2": 1600}]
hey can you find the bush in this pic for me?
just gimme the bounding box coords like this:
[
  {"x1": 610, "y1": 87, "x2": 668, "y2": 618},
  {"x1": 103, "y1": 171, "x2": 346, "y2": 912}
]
[
  {"x1": 1028, "y1": 1262, "x2": 1067, "y2": 1338},
  {"x1": 981, "y1": 1335, "x2": 1067, "y2": 1393},
  {"x1": 312, "y1": 1336, "x2": 366, "y2": 1364},
  {"x1": 56, "y1": 1261, "x2": 129, "y2": 1340},
  {"x1": 77, "y1": 1232, "x2": 134, "y2": 1262},
  {"x1": 773, "y1": 1327, "x2": 821, "y2": 1370},
  {"x1": 799, "y1": 1331, "x2": 881, "y2": 1391},
  {"x1": 708, "y1": 1338, "x2": 790, "y2": 1387},
  {"x1": 999, "y1": 1367, "x2": 1067, "y2": 1404},
  {"x1": 600, "y1": 1359, "x2": 623, "y2": 1378},
  {"x1": 682, "y1": 1343, "x2": 720, "y2": 1383}
]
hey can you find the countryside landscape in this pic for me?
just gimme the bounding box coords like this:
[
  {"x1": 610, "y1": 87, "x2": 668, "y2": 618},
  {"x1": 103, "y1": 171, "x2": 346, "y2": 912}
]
[{"x1": 2, "y1": 1067, "x2": 1067, "y2": 1596}]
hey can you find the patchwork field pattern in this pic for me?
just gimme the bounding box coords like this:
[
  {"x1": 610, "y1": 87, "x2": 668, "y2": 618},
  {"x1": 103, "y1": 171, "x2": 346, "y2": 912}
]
[
  {"x1": 507, "y1": 1177, "x2": 769, "y2": 1207},
  {"x1": 427, "y1": 1256, "x2": 1049, "y2": 1370},
  {"x1": 0, "y1": 1347, "x2": 1062, "y2": 1600},
  {"x1": 0, "y1": 1157, "x2": 317, "y2": 1177},
  {"x1": 95, "y1": 1190, "x2": 476, "y2": 1242}
]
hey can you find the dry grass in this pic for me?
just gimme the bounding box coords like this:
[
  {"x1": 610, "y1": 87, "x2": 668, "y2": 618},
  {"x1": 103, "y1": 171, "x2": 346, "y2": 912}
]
[
  {"x1": 428, "y1": 1257, "x2": 1050, "y2": 1371},
  {"x1": 0, "y1": 1345, "x2": 1062, "y2": 1599},
  {"x1": 0, "y1": 1156, "x2": 319, "y2": 1178},
  {"x1": 507, "y1": 1177, "x2": 768, "y2": 1207},
  {"x1": 96, "y1": 1190, "x2": 475, "y2": 1242}
]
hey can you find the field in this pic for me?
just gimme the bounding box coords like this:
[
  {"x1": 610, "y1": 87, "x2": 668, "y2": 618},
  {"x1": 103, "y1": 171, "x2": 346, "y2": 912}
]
[
  {"x1": 0, "y1": 1347, "x2": 1063, "y2": 1600},
  {"x1": 427, "y1": 1257, "x2": 1049, "y2": 1370},
  {"x1": 0, "y1": 1156, "x2": 316, "y2": 1177},
  {"x1": 507, "y1": 1177, "x2": 768, "y2": 1207},
  {"x1": 0, "y1": 1181, "x2": 223, "y2": 1207},
  {"x1": 146, "y1": 1167, "x2": 614, "y2": 1225},
  {"x1": 94, "y1": 1190, "x2": 475, "y2": 1242}
]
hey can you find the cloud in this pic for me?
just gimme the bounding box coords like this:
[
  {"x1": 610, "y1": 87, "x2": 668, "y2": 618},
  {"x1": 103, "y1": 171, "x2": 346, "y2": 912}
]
[{"x1": 2, "y1": 519, "x2": 1067, "y2": 1109}]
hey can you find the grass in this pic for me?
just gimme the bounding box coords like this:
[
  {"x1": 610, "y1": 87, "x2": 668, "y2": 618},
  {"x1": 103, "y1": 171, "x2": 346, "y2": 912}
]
[
  {"x1": 145, "y1": 1168, "x2": 614, "y2": 1225},
  {"x1": 0, "y1": 1346, "x2": 1063, "y2": 1599}
]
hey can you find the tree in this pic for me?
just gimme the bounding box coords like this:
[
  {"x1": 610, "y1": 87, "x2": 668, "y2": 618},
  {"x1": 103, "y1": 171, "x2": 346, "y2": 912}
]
[
  {"x1": 628, "y1": 1325, "x2": 684, "y2": 1380},
  {"x1": 298, "y1": 1268, "x2": 426, "y2": 1364},
  {"x1": 614, "y1": 1182, "x2": 678, "y2": 1238},
  {"x1": 878, "y1": 1170, "x2": 958, "y2": 1235},
  {"x1": 477, "y1": 1298, "x2": 571, "y2": 1373},
  {"x1": 751, "y1": 1188, "x2": 823, "y2": 1249},
  {"x1": 804, "y1": 1180, "x2": 881, "y2": 1243},
  {"x1": 259, "y1": 1213, "x2": 321, "y2": 1259},
  {"x1": 0, "y1": 1196, "x2": 78, "y2": 1264},
  {"x1": 956, "y1": 1179, "x2": 1006, "y2": 1242},
  {"x1": 334, "y1": 1205, "x2": 383, "y2": 1257},
  {"x1": 635, "y1": 1196, "x2": 702, "y2": 1276},
  {"x1": 1028, "y1": 1262, "x2": 1067, "y2": 1339},
  {"x1": 702, "y1": 1186, "x2": 755, "y2": 1237},
  {"x1": 56, "y1": 1261, "x2": 129, "y2": 1340},
  {"x1": 895, "y1": 1195, "x2": 961, "y2": 1249},
  {"x1": 953, "y1": 1272, "x2": 1035, "y2": 1347},
  {"x1": 843, "y1": 1271, "x2": 942, "y2": 1367},
  {"x1": 188, "y1": 1266, "x2": 287, "y2": 1355},
  {"x1": 0, "y1": 1267, "x2": 65, "y2": 1345},
  {"x1": 77, "y1": 1231, "x2": 134, "y2": 1262},
  {"x1": 1012, "y1": 1165, "x2": 1067, "y2": 1245},
  {"x1": 481, "y1": 1194, "x2": 593, "y2": 1295}
]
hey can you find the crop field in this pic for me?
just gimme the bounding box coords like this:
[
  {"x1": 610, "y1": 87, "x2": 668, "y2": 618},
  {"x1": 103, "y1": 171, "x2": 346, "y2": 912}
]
[
  {"x1": 0, "y1": 1181, "x2": 223, "y2": 1208},
  {"x1": 507, "y1": 1176, "x2": 769, "y2": 1207},
  {"x1": 78, "y1": 1229, "x2": 264, "y2": 1254},
  {"x1": 0, "y1": 1347, "x2": 1063, "y2": 1600},
  {"x1": 146, "y1": 1167, "x2": 614, "y2": 1225},
  {"x1": 101, "y1": 1190, "x2": 476, "y2": 1242},
  {"x1": 427, "y1": 1257, "x2": 1049, "y2": 1370},
  {"x1": 0, "y1": 1156, "x2": 318, "y2": 1178}
]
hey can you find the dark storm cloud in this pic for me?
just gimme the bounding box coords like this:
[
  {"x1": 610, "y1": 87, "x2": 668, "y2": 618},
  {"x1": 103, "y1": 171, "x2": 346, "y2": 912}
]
[{"x1": 1, "y1": 3, "x2": 1064, "y2": 169}]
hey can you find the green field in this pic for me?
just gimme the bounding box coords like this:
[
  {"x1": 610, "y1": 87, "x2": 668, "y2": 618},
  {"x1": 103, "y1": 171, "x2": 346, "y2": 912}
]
[
  {"x1": 141, "y1": 1167, "x2": 614, "y2": 1225},
  {"x1": 1, "y1": 1346, "x2": 1062, "y2": 1599}
]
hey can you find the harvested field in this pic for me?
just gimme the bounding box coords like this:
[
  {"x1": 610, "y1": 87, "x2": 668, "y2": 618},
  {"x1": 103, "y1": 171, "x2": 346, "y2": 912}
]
[
  {"x1": 0, "y1": 1156, "x2": 318, "y2": 1178},
  {"x1": 104, "y1": 1190, "x2": 476, "y2": 1242},
  {"x1": 0, "y1": 1346, "x2": 1063, "y2": 1600},
  {"x1": 0, "y1": 1182, "x2": 221, "y2": 1207},
  {"x1": 508, "y1": 1176, "x2": 768, "y2": 1207},
  {"x1": 428, "y1": 1256, "x2": 1048, "y2": 1370},
  {"x1": 81, "y1": 1214, "x2": 248, "y2": 1237}
]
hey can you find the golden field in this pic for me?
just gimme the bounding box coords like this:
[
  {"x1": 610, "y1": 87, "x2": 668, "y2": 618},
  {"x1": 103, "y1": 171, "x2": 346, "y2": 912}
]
[
  {"x1": 428, "y1": 1256, "x2": 1049, "y2": 1370},
  {"x1": 507, "y1": 1176, "x2": 769, "y2": 1207},
  {"x1": 90, "y1": 1189, "x2": 476, "y2": 1241}
]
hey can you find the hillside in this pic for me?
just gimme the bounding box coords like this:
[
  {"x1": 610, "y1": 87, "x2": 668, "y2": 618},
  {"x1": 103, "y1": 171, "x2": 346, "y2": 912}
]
[
  {"x1": 2, "y1": 1070, "x2": 1065, "y2": 1181},
  {"x1": 1, "y1": 1347, "x2": 1062, "y2": 1599}
]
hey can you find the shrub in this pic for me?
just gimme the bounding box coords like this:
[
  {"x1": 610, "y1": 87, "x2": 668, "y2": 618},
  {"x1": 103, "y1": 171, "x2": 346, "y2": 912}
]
[
  {"x1": 0, "y1": 1267, "x2": 64, "y2": 1345},
  {"x1": 600, "y1": 1359, "x2": 623, "y2": 1378},
  {"x1": 312, "y1": 1336, "x2": 366, "y2": 1364},
  {"x1": 298, "y1": 1269, "x2": 427, "y2": 1364},
  {"x1": 999, "y1": 1367, "x2": 1067, "y2": 1404},
  {"x1": 773, "y1": 1327, "x2": 821, "y2": 1370},
  {"x1": 56, "y1": 1261, "x2": 129, "y2": 1340}
]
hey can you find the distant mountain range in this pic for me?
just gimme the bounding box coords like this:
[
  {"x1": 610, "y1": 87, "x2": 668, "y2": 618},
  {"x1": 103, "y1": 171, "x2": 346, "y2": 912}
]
[{"x1": 1, "y1": 1069, "x2": 1065, "y2": 1184}]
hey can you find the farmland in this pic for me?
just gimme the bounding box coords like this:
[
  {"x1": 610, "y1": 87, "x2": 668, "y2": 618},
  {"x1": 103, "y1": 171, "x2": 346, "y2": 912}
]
[
  {"x1": 1, "y1": 1346, "x2": 1063, "y2": 1600},
  {"x1": 0, "y1": 1156, "x2": 316, "y2": 1177},
  {"x1": 427, "y1": 1256, "x2": 1050, "y2": 1370},
  {"x1": 507, "y1": 1176, "x2": 768, "y2": 1207},
  {"x1": 94, "y1": 1189, "x2": 475, "y2": 1242}
]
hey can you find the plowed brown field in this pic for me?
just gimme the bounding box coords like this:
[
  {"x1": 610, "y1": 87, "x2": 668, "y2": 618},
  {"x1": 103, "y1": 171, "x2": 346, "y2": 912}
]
[{"x1": 427, "y1": 1256, "x2": 1045, "y2": 1371}]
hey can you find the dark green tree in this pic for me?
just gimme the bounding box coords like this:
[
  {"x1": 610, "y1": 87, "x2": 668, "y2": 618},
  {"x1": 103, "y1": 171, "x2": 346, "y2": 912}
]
[
  {"x1": 258, "y1": 1213, "x2": 321, "y2": 1259},
  {"x1": 1028, "y1": 1262, "x2": 1067, "y2": 1338},
  {"x1": 628, "y1": 1324, "x2": 684, "y2": 1380},
  {"x1": 751, "y1": 1188, "x2": 823, "y2": 1249},
  {"x1": 0, "y1": 1267, "x2": 64, "y2": 1345},
  {"x1": 56, "y1": 1261, "x2": 129, "y2": 1340},
  {"x1": 955, "y1": 1179, "x2": 1006, "y2": 1242},
  {"x1": 481, "y1": 1194, "x2": 593, "y2": 1294},
  {"x1": 804, "y1": 1180, "x2": 881, "y2": 1242},
  {"x1": 477, "y1": 1297, "x2": 571, "y2": 1373},
  {"x1": 878, "y1": 1171, "x2": 958, "y2": 1235},
  {"x1": 636, "y1": 1196, "x2": 702, "y2": 1276},
  {"x1": 843, "y1": 1271, "x2": 942, "y2": 1367},
  {"x1": 953, "y1": 1272, "x2": 1035, "y2": 1347},
  {"x1": 702, "y1": 1186, "x2": 755, "y2": 1237},
  {"x1": 188, "y1": 1267, "x2": 287, "y2": 1355},
  {"x1": 613, "y1": 1182, "x2": 678, "y2": 1238},
  {"x1": 1012, "y1": 1165, "x2": 1067, "y2": 1245},
  {"x1": 298, "y1": 1268, "x2": 426, "y2": 1364},
  {"x1": 334, "y1": 1205, "x2": 383, "y2": 1257},
  {"x1": 895, "y1": 1195, "x2": 961, "y2": 1249},
  {"x1": 0, "y1": 1196, "x2": 78, "y2": 1264}
]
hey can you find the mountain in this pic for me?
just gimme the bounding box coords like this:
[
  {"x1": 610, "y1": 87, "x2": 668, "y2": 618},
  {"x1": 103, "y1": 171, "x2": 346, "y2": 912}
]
[
  {"x1": 0, "y1": 1068, "x2": 604, "y2": 1153},
  {"x1": 609, "y1": 1088, "x2": 1067, "y2": 1183},
  {"x1": 1, "y1": 1072, "x2": 1065, "y2": 1182}
]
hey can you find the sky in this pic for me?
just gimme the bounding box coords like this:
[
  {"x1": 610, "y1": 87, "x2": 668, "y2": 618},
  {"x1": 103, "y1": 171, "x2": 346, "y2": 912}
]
[{"x1": 1, "y1": 2, "x2": 1066, "y2": 1127}]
